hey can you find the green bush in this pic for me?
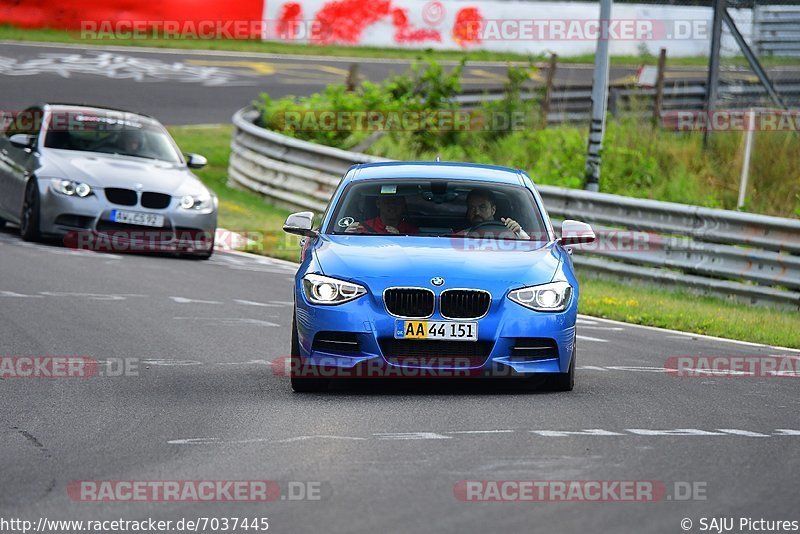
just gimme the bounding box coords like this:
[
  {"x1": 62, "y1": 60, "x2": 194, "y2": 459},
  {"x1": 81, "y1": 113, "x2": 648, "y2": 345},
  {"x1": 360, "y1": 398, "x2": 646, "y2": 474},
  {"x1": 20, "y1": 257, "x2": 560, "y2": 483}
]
[{"x1": 256, "y1": 57, "x2": 800, "y2": 218}]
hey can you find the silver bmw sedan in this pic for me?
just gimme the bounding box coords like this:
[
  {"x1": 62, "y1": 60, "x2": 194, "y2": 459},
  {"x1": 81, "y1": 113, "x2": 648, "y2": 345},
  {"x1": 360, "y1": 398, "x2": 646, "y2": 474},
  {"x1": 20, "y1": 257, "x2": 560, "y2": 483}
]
[{"x1": 0, "y1": 104, "x2": 217, "y2": 258}]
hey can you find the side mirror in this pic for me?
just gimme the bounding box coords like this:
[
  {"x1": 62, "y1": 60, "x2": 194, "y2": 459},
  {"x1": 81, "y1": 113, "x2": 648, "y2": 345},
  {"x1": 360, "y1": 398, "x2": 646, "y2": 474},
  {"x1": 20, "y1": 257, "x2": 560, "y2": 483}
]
[
  {"x1": 283, "y1": 211, "x2": 318, "y2": 238},
  {"x1": 9, "y1": 134, "x2": 36, "y2": 150},
  {"x1": 185, "y1": 153, "x2": 208, "y2": 169},
  {"x1": 560, "y1": 220, "x2": 596, "y2": 246}
]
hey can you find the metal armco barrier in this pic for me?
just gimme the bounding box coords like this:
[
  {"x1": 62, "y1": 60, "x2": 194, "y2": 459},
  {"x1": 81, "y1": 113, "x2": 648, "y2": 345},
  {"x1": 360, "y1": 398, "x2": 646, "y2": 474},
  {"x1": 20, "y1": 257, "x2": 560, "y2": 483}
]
[
  {"x1": 457, "y1": 80, "x2": 800, "y2": 124},
  {"x1": 229, "y1": 106, "x2": 800, "y2": 309},
  {"x1": 753, "y1": 5, "x2": 800, "y2": 58}
]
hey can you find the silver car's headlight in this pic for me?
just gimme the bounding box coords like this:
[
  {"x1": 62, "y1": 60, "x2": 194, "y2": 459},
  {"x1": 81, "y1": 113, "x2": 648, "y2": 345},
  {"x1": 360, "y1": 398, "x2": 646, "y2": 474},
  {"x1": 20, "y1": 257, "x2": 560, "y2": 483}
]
[
  {"x1": 179, "y1": 193, "x2": 213, "y2": 210},
  {"x1": 302, "y1": 274, "x2": 366, "y2": 305},
  {"x1": 51, "y1": 179, "x2": 92, "y2": 198},
  {"x1": 508, "y1": 281, "x2": 572, "y2": 312}
]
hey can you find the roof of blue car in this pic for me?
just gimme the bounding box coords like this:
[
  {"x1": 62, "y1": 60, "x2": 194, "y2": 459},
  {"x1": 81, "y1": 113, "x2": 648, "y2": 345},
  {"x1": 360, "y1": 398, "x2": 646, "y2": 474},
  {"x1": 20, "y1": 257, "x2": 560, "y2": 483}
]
[{"x1": 350, "y1": 161, "x2": 525, "y2": 184}]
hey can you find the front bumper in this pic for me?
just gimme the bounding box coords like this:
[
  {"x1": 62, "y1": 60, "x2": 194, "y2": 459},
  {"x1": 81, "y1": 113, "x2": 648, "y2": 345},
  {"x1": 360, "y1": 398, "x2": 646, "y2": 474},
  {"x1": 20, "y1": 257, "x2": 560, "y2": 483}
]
[
  {"x1": 38, "y1": 184, "x2": 217, "y2": 253},
  {"x1": 294, "y1": 280, "x2": 577, "y2": 379}
]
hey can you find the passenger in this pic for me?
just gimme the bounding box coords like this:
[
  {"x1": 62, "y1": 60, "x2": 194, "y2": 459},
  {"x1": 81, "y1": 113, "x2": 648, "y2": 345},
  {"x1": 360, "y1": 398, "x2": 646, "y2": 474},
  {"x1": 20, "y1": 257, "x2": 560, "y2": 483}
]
[{"x1": 345, "y1": 195, "x2": 419, "y2": 235}]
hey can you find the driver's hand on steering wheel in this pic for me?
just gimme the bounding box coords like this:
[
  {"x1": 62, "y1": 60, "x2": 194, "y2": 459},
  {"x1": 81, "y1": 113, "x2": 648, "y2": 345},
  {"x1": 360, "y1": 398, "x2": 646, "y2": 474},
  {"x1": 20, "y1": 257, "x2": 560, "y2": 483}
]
[{"x1": 501, "y1": 217, "x2": 522, "y2": 234}]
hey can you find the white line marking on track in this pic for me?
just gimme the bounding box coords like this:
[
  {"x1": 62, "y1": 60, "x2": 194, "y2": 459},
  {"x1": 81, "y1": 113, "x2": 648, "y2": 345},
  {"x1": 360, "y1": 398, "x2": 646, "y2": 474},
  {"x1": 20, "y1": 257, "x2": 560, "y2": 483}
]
[
  {"x1": 716, "y1": 429, "x2": 771, "y2": 437},
  {"x1": 578, "y1": 314, "x2": 800, "y2": 353},
  {"x1": 0, "y1": 291, "x2": 44, "y2": 298},
  {"x1": 173, "y1": 317, "x2": 280, "y2": 327},
  {"x1": 170, "y1": 296, "x2": 223, "y2": 305},
  {"x1": 40, "y1": 292, "x2": 145, "y2": 301},
  {"x1": 576, "y1": 334, "x2": 608, "y2": 343},
  {"x1": 234, "y1": 299, "x2": 282, "y2": 307},
  {"x1": 447, "y1": 430, "x2": 515, "y2": 434},
  {"x1": 167, "y1": 435, "x2": 366, "y2": 445},
  {"x1": 374, "y1": 432, "x2": 452, "y2": 440},
  {"x1": 580, "y1": 326, "x2": 625, "y2": 331},
  {"x1": 530, "y1": 429, "x2": 625, "y2": 437}
]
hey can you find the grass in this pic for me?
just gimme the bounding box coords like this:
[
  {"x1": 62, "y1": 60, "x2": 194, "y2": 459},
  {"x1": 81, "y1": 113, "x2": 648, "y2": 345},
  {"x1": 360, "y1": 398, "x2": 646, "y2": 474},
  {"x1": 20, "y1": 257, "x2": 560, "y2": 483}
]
[
  {"x1": 3, "y1": 24, "x2": 800, "y2": 67},
  {"x1": 168, "y1": 124, "x2": 800, "y2": 348},
  {"x1": 167, "y1": 125, "x2": 301, "y2": 261},
  {"x1": 368, "y1": 118, "x2": 800, "y2": 218},
  {"x1": 578, "y1": 276, "x2": 800, "y2": 348}
]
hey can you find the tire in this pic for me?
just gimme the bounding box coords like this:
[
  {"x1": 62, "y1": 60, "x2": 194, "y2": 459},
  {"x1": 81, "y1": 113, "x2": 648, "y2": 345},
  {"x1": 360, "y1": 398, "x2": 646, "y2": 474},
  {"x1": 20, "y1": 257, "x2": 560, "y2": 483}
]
[
  {"x1": 0, "y1": 216, "x2": 6, "y2": 229},
  {"x1": 184, "y1": 249, "x2": 214, "y2": 260},
  {"x1": 547, "y1": 346, "x2": 575, "y2": 392},
  {"x1": 290, "y1": 316, "x2": 328, "y2": 393},
  {"x1": 20, "y1": 179, "x2": 41, "y2": 242}
]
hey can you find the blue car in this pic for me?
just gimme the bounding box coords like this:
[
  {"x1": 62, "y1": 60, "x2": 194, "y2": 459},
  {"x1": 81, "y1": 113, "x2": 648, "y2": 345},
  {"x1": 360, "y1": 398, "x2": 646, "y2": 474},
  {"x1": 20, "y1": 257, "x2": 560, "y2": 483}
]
[{"x1": 282, "y1": 162, "x2": 596, "y2": 392}]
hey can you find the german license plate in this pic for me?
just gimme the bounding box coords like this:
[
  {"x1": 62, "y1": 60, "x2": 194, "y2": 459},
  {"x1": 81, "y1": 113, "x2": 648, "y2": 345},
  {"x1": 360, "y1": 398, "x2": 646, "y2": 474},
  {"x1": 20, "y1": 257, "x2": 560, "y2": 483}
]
[
  {"x1": 395, "y1": 320, "x2": 478, "y2": 341},
  {"x1": 111, "y1": 210, "x2": 164, "y2": 227}
]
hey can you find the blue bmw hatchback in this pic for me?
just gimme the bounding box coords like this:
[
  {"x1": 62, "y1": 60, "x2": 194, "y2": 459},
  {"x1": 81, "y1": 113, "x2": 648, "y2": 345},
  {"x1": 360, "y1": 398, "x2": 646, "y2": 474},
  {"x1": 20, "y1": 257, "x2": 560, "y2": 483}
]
[{"x1": 283, "y1": 162, "x2": 596, "y2": 392}]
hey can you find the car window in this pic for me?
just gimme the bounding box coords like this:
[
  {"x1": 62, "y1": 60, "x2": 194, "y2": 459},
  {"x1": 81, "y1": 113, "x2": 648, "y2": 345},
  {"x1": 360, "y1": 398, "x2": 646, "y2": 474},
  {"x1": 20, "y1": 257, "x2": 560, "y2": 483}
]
[
  {"x1": 43, "y1": 111, "x2": 182, "y2": 163},
  {"x1": 326, "y1": 179, "x2": 548, "y2": 241},
  {"x1": 4, "y1": 107, "x2": 44, "y2": 139}
]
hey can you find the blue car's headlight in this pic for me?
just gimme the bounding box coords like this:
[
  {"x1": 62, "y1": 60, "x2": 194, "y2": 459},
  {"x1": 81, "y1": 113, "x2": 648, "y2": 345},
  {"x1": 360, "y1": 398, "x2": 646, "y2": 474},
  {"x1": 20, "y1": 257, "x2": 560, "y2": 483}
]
[
  {"x1": 51, "y1": 179, "x2": 92, "y2": 198},
  {"x1": 508, "y1": 281, "x2": 572, "y2": 312},
  {"x1": 302, "y1": 274, "x2": 367, "y2": 305}
]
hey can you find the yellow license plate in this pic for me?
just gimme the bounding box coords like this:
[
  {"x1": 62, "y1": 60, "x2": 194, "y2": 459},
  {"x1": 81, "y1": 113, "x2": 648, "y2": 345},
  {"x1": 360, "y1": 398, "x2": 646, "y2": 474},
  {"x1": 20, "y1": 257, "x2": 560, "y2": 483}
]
[{"x1": 395, "y1": 320, "x2": 478, "y2": 341}]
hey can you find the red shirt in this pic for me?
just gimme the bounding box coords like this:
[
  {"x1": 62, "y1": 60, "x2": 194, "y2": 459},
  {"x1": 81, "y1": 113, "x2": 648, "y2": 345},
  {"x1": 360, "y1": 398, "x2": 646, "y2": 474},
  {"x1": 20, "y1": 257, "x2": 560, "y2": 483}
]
[{"x1": 361, "y1": 217, "x2": 418, "y2": 235}]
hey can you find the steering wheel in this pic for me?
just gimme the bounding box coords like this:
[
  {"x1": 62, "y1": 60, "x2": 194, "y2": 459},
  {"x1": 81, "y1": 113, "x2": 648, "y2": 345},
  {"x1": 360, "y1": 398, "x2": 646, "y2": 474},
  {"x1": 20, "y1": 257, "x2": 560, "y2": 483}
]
[{"x1": 468, "y1": 220, "x2": 508, "y2": 232}]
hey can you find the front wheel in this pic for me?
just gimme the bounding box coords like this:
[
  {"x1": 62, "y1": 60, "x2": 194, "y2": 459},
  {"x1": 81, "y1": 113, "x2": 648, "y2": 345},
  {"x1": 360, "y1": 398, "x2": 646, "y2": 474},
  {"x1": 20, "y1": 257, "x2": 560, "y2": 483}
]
[
  {"x1": 20, "y1": 180, "x2": 41, "y2": 242},
  {"x1": 290, "y1": 316, "x2": 328, "y2": 393},
  {"x1": 547, "y1": 347, "x2": 575, "y2": 392}
]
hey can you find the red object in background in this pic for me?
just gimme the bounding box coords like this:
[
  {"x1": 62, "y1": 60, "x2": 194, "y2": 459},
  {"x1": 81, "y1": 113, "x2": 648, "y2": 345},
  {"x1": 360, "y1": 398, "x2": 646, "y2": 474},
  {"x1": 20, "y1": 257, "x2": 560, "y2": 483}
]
[
  {"x1": 452, "y1": 7, "x2": 482, "y2": 47},
  {"x1": 312, "y1": 0, "x2": 392, "y2": 44},
  {"x1": 277, "y1": 2, "x2": 303, "y2": 39},
  {"x1": 0, "y1": 0, "x2": 265, "y2": 37},
  {"x1": 392, "y1": 7, "x2": 441, "y2": 44}
]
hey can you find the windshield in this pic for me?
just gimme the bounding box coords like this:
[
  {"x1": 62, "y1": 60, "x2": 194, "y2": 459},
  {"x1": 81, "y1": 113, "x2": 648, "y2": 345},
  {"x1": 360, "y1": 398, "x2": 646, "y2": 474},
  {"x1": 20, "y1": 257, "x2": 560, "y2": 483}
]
[
  {"x1": 43, "y1": 111, "x2": 182, "y2": 163},
  {"x1": 326, "y1": 179, "x2": 548, "y2": 241}
]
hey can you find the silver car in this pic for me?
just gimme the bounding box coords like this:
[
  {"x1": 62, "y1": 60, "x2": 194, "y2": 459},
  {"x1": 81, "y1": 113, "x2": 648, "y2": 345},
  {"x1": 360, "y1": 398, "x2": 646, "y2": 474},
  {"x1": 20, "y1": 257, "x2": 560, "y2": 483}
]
[{"x1": 0, "y1": 104, "x2": 217, "y2": 258}]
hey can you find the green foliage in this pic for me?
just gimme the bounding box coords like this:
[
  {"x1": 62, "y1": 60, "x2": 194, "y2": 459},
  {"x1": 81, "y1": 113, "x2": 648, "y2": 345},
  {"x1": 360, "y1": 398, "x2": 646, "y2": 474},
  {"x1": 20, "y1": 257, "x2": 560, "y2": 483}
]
[{"x1": 257, "y1": 57, "x2": 799, "y2": 218}]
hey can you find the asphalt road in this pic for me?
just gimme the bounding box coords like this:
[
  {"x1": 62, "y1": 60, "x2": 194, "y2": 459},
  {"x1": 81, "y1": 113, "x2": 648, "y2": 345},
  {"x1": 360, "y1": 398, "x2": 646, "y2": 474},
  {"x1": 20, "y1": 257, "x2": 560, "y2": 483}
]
[
  {"x1": 3, "y1": 41, "x2": 797, "y2": 124},
  {"x1": 1, "y1": 226, "x2": 798, "y2": 533}
]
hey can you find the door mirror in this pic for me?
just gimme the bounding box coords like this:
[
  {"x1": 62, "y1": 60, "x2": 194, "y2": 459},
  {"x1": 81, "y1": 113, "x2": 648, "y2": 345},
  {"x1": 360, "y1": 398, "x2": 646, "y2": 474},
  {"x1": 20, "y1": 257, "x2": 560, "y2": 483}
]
[
  {"x1": 560, "y1": 220, "x2": 596, "y2": 246},
  {"x1": 283, "y1": 211, "x2": 317, "y2": 237},
  {"x1": 9, "y1": 134, "x2": 36, "y2": 150},
  {"x1": 185, "y1": 153, "x2": 208, "y2": 169}
]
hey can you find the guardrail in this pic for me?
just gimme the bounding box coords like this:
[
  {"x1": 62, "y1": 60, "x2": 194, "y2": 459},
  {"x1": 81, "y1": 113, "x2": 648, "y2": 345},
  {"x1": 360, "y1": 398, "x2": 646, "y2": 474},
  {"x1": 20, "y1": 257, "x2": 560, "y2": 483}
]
[
  {"x1": 229, "y1": 106, "x2": 800, "y2": 309},
  {"x1": 754, "y1": 5, "x2": 800, "y2": 58},
  {"x1": 457, "y1": 80, "x2": 800, "y2": 124}
]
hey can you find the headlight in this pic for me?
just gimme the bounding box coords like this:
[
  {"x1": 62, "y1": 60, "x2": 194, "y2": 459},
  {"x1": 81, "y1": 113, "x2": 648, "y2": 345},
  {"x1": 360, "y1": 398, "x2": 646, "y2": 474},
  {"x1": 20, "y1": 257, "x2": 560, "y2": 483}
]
[
  {"x1": 51, "y1": 179, "x2": 92, "y2": 198},
  {"x1": 180, "y1": 193, "x2": 213, "y2": 210},
  {"x1": 508, "y1": 281, "x2": 572, "y2": 312},
  {"x1": 302, "y1": 274, "x2": 367, "y2": 305}
]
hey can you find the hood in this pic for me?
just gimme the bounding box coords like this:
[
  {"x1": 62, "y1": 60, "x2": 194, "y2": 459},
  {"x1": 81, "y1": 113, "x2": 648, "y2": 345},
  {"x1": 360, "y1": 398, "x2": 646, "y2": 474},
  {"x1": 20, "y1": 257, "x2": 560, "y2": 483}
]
[
  {"x1": 40, "y1": 150, "x2": 204, "y2": 195},
  {"x1": 313, "y1": 235, "x2": 561, "y2": 290}
]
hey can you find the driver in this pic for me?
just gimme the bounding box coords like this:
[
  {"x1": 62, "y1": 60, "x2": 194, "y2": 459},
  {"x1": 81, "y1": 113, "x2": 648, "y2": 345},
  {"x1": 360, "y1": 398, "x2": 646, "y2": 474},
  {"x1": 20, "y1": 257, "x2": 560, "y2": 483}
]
[
  {"x1": 463, "y1": 188, "x2": 529, "y2": 239},
  {"x1": 344, "y1": 195, "x2": 418, "y2": 235},
  {"x1": 117, "y1": 129, "x2": 144, "y2": 154}
]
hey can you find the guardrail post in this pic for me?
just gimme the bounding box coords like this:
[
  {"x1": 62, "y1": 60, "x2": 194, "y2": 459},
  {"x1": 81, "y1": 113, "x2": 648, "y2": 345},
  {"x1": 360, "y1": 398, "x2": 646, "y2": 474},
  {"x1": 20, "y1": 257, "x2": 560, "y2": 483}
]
[
  {"x1": 541, "y1": 53, "x2": 558, "y2": 128},
  {"x1": 346, "y1": 63, "x2": 360, "y2": 92},
  {"x1": 652, "y1": 48, "x2": 667, "y2": 124},
  {"x1": 584, "y1": 0, "x2": 613, "y2": 192}
]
